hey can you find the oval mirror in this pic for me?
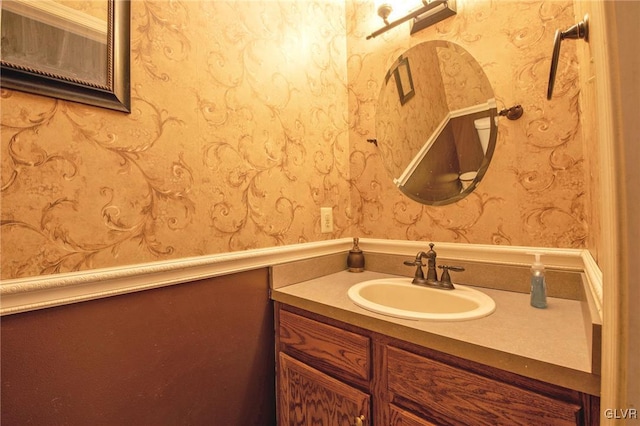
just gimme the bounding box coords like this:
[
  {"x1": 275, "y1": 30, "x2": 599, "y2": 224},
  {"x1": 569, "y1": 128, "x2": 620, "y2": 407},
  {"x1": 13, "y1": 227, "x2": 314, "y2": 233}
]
[{"x1": 376, "y1": 40, "x2": 498, "y2": 205}]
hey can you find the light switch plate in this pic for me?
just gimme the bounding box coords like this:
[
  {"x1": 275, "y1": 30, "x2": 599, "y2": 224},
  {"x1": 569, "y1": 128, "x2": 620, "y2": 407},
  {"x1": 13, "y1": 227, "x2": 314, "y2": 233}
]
[{"x1": 320, "y1": 207, "x2": 333, "y2": 233}]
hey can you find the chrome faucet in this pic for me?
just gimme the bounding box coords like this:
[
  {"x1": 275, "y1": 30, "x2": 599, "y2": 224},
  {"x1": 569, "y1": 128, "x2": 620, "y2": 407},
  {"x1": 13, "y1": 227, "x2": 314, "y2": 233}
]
[{"x1": 403, "y1": 243, "x2": 465, "y2": 290}]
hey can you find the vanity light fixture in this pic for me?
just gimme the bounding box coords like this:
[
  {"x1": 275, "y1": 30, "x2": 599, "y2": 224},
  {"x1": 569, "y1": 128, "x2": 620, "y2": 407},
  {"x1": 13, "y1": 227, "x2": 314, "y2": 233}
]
[{"x1": 367, "y1": 0, "x2": 457, "y2": 40}]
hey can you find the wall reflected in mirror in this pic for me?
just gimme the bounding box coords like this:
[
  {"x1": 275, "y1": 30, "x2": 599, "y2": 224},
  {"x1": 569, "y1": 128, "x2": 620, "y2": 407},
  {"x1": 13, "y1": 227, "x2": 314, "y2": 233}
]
[
  {"x1": 0, "y1": 0, "x2": 130, "y2": 112},
  {"x1": 376, "y1": 40, "x2": 498, "y2": 205},
  {"x1": 1, "y1": 0, "x2": 108, "y2": 86}
]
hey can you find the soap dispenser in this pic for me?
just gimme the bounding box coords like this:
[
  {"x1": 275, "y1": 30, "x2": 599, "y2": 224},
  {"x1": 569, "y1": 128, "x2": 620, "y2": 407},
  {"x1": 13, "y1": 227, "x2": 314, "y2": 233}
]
[
  {"x1": 529, "y1": 253, "x2": 547, "y2": 309},
  {"x1": 347, "y1": 238, "x2": 365, "y2": 272}
]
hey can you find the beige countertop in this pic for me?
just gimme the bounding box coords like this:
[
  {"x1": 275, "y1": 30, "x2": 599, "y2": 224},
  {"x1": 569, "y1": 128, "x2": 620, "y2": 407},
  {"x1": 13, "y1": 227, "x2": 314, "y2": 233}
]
[{"x1": 271, "y1": 269, "x2": 600, "y2": 396}]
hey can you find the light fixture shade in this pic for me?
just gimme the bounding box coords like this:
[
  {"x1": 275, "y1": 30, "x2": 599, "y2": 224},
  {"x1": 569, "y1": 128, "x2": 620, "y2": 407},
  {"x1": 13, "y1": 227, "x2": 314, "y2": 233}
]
[{"x1": 410, "y1": 0, "x2": 457, "y2": 35}]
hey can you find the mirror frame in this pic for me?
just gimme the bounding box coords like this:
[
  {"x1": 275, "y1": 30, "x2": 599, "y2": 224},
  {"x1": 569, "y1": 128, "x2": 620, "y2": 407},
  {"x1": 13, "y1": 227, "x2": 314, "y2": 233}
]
[{"x1": 0, "y1": 0, "x2": 131, "y2": 113}]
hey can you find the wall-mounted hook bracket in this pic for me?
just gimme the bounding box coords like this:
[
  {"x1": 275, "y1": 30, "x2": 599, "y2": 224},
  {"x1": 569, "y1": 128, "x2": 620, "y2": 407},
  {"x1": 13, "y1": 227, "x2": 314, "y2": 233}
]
[
  {"x1": 547, "y1": 14, "x2": 589, "y2": 100},
  {"x1": 498, "y1": 105, "x2": 524, "y2": 120},
  {"x1": 366, "y1": 138, "x2": 378, "y2": 147}
]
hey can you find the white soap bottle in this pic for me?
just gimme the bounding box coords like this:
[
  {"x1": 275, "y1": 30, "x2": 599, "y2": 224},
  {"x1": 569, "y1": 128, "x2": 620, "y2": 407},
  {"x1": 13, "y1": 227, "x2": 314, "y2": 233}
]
[{"x1": 529, "y1": 253, "x2": 547, "y2": 309}]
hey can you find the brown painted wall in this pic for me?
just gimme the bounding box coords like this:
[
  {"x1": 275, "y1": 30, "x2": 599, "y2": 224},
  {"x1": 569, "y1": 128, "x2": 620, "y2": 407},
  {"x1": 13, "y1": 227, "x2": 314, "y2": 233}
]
[
  {"x1": 403, "y1": 124, "x2": 461, "y2": 202},
  {"x1": 450, "y1": 112, "x2": 490, "y2": 175},
  {"x1": 1, "y1": 268, "x2": 275, "y2": 426}
]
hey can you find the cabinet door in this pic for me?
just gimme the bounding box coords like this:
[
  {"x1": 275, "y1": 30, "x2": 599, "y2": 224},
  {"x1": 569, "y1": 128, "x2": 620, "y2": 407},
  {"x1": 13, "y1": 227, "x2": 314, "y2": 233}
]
[
  {"x1": 279, "y1": 353, "x2": 370, "y2": 426},
  {"x1": 390, "y1": 404, "x2": 438, "y2": 426}
]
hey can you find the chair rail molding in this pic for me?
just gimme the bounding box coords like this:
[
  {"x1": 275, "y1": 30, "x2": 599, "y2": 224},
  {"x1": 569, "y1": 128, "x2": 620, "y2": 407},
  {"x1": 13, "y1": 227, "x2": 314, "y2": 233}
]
[{"x1": 1, "y1": 238, "x2": 602, "y2": 317}]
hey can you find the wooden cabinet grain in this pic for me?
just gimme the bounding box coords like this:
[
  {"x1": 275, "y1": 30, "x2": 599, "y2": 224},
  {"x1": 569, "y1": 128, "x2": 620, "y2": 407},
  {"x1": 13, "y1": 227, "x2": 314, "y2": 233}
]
[
  {"x1": 279, "y1": 353, "x2": 370, "y2": 426},
  {"x1": 277, "y1": 308, "x2": 371, "y2": 425},
  {"x1": 275, "y1": 303, "x2": 599, "y2": 426},
  {"x1": 279, "y1": 309, "x2": 370, "y2": 387},
  {"x1": 390, "y1": 405, "x2": 439, "y2": 426},
  {"x1": 387, "y1": 345, "x2": 583, "y2": 425}
]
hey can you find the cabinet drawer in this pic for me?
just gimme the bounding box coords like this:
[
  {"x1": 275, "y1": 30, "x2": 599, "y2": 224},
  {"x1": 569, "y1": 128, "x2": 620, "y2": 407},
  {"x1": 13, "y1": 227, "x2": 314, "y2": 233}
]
[
  {"x1": 387, "y1": 346, "x2": 582, "y2": 426},
  {"x1": 279, "y1": 310, "x2": 370, "y2": 383}
]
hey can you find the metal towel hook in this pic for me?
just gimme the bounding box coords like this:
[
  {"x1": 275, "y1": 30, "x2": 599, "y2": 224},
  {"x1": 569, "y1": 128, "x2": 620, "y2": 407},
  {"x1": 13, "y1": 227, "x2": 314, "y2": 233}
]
[
  {"x1": 547, "y1": 14, "x2": 589, "y2": 100},
  {"x1": 498, "y1": 105, "x2": 524, "y2": 120}
]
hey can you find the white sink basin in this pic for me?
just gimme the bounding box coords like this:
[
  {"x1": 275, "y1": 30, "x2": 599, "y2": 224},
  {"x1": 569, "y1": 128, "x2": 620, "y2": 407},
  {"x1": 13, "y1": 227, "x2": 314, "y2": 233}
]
[{"x1": 347, "y1": 278, "x2": 496, "y2": 321}]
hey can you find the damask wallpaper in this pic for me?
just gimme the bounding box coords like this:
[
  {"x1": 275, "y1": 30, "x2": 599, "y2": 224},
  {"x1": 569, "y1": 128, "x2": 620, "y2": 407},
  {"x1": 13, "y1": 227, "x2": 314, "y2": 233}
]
[
  {"x1": 1, "y1": 0, "x2": 593, "y2": 279},
  {"x1": 347, "y1": 0, "x2": 590, "y2": 247}
]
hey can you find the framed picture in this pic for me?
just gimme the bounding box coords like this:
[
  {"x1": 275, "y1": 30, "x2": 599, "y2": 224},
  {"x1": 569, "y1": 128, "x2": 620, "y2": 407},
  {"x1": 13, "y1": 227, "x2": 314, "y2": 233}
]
[
  {"x1": 393, "y1": 57, "x2": 415, "y2": 105},
  {"x1": 385, "y1": 55, "x2": 415, "y2": 106},
  {"x1": 1, "y1": 0, "x2": 130, "y2": 112}
]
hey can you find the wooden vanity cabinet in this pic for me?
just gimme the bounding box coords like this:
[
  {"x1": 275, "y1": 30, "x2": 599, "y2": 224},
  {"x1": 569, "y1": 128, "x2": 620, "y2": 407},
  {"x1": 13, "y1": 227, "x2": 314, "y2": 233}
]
[
  {"x1": 389, "y1": 405, "x2": 439, "y2": 426},
  {"x1": 387, "y1": 345, "x2": 584, "y2": 425},
  {"x1": 277, "y1": 307, "x2": 372, "y2": 425},
  {"x1": 275, "y1": 303, "x2": 599, "y2": 426},
  {"x1": 279, "y1": 353, "x2": 370, "y2": 425}
]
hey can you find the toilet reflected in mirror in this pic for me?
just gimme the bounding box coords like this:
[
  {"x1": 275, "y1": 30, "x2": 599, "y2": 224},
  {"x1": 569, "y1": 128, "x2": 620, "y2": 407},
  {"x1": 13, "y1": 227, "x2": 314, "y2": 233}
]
[
  {"x1": 459, "y1": 171, "x2": 477, "y2": 191},
  {"x1": 376, "y1": 41, "x2": 498, "y2": 205},
  {"x1": 474, "y1": 116, "x2": 492, "y2": 156}
]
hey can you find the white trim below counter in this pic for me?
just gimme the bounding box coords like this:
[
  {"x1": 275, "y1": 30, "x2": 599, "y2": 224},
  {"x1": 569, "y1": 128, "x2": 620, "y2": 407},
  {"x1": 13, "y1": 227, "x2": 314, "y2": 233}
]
[{"x1": 0, "y1": 238, "x2": 602, "y2": 318}]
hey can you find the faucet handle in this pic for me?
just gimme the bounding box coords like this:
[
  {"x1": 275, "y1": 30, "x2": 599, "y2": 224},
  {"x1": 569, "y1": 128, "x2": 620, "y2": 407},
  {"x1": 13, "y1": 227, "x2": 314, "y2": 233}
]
[
  {"x1": 404, "y1": 259, "x2": 425, "y2": 282},
  {"x1": 437, "y1": 265, "x2": 465, "y2": 289},
  {"x1": 438, "y1": 265, "x2": 465, "y2": 272}
]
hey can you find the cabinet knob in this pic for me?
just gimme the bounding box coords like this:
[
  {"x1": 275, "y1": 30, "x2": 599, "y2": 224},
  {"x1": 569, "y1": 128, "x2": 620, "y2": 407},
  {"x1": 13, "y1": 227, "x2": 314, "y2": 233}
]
[{"x1": 354, "y1": 414, "x2": 365, "y2": 426}]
